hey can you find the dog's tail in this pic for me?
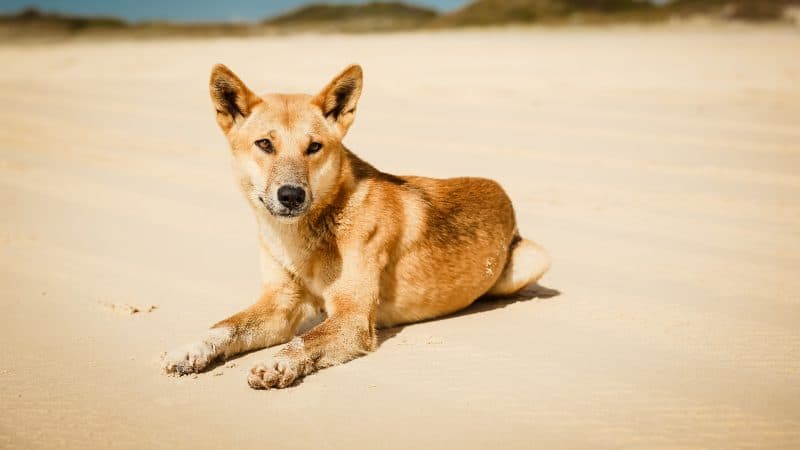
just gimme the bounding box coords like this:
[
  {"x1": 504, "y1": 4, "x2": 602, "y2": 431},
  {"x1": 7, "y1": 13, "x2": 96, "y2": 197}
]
[{"x1": 487, "y1": 235, "x2": 550, "y2": 296}]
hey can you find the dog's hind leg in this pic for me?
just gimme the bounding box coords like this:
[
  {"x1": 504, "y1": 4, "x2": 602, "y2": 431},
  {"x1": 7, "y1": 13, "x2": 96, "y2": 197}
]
[{"x1": 487, "y1": 236, "x2": 551, "y2": 297}]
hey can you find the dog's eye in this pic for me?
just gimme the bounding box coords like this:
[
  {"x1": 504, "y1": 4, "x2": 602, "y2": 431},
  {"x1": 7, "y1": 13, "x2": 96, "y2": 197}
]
[
  {"x1": 306, "y1": 142, "x2": 323, "y2": 155},
  {"x1": 255, "y1": 139, "x2": 273, "y2": 153}
]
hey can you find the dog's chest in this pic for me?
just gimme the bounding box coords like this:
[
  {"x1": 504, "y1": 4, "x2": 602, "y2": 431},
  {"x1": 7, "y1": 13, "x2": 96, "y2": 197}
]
[{"x1": 260, "y1": 223, "x2": 337, "y2": 297}]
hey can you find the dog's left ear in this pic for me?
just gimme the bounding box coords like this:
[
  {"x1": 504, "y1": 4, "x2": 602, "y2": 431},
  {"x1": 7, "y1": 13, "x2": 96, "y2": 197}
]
[{"x1": 314, "y1": 64, "x2": 363, "y2": 136}]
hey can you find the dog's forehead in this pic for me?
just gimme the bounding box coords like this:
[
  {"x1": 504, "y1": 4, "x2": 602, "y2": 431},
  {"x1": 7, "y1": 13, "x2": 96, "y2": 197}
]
[{"x1": 254, "y1": 93, "x2": 322, "y2": 129}]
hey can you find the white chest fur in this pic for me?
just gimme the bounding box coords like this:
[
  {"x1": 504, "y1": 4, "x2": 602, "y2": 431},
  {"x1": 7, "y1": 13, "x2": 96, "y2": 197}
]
[{"x1": 258, "y1": 219, "x2": 330, "y2": 298}]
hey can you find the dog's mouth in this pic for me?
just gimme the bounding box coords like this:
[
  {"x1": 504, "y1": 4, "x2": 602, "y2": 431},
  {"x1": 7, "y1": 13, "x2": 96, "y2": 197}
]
[
  {"x1": 258, "y1": 195, "x2": 307, "y2": 219},
  {"x1": 275, "y1": 210, "x2": 304, "y2": 218}
]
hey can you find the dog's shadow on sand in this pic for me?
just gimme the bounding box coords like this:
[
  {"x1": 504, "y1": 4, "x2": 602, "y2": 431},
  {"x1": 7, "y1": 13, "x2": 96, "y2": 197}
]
[{"x1": 377, "y1": 283, "x2": 561, "y2": 346}]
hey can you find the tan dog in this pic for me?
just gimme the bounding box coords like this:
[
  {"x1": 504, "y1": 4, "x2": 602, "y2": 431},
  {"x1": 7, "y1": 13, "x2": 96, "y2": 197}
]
[{"x1": 162, "y1": 64, "x2": 550, "y2": 389}]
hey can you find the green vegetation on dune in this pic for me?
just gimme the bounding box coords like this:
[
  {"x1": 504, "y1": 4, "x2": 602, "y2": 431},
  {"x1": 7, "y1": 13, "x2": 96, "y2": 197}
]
[
  {"x1": 665, "y1": 0, "x2": 800, "y2": 21},
  {"x1": 266, "y1": 2, "x2": 437, "y2": 24},
  {"x1": 438, "y1": 0, "x2": 800, "y2": 26},
  {"x1": 0, "y1": 7, "x2": 126, "y2": 31},
  {"x1": 264, "y1": 1, "x2": 439, "y2": 31},
  {"x1": 437, "y1": 0, "x2": 652, "y2": 26},
  {"x1": 0, "y1": 7, "x2": 266, "y2": 40}
]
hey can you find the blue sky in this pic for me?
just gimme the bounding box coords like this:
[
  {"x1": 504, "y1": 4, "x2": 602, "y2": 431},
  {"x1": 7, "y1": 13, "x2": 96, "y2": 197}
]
[{"x1": 0, "y1": 0, "x2": 470, "y2": 22}]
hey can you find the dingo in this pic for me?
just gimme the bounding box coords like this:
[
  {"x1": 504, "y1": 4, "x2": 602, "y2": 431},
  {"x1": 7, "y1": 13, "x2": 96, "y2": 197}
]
[{"x1": 162, "y1": 64, "x2": 550, "y2": 389}]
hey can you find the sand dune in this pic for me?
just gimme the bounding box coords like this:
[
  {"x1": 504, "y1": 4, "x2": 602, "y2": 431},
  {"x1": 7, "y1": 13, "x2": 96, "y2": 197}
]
[{"x1": 1, "y1": 24, "x2": 799, "y2": 449}]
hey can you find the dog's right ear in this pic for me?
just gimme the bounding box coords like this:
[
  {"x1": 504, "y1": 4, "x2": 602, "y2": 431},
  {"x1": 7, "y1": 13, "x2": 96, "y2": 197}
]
[{"x1": 209, "y1": 64, "x2": 261, "y2": 133}]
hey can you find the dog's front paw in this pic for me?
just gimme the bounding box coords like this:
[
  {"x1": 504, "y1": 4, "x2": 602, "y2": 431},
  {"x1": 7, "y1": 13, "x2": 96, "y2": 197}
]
[
  {"x1": 248, "y1": 356, "x2": 311, "y2": 389},
  {"x1": 161, "y1": 341, "x2": 219, "y2": 376}
]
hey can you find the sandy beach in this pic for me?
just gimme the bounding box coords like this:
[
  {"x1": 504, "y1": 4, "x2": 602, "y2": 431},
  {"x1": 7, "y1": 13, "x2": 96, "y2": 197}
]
[{"x1": 1, "y1": 25, "x2": 799, "y2": 449}]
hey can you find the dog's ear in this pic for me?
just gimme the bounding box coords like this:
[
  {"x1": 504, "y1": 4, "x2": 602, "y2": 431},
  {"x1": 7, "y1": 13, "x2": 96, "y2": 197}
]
[
  {"x1": 209, "y1": 64, "x2": 261, "y2": 133},
  {"x1": 313, "y1": 64, "x2": 363, "y2": 136}
]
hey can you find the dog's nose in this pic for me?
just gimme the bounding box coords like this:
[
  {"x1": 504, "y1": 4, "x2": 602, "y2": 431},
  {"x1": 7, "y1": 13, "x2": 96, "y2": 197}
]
[{"x1": 277, "y1": 185, "x2": 306, "y2": 209}]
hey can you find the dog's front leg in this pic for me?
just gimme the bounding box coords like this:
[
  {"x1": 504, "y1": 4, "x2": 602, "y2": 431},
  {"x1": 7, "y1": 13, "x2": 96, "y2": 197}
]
[
  {"x1": 162, "y1": 282, "x2": 313, "y2": 375},
  {"x1": 248, "y1": 267, "x2": 380, "y2": 389},
  {"x1": 247, "y1": 304, "x2": 376, "y2": 389}
]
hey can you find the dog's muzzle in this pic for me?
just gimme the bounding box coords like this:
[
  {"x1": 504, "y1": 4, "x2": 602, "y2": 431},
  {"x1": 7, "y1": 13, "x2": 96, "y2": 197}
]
[{"x1": 259, "y1": 184, "x2": 309, "y2": 218}]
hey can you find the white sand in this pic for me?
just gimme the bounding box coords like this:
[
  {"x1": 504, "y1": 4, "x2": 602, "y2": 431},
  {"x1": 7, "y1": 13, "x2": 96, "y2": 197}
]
[{"x1": 1, "y1": 25, "x2": 799, "y2": 449}]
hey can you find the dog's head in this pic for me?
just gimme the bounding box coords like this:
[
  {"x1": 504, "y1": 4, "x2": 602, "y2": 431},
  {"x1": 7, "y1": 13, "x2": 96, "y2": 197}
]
[{"x1": 209, "y1": 64, "x2": 362, "y2": 221}]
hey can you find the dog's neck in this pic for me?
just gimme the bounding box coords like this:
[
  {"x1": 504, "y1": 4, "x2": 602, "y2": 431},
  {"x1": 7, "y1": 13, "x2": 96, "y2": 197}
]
[{"x1": 256, "y1": 148, "x2": 363, "y2": 278}]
